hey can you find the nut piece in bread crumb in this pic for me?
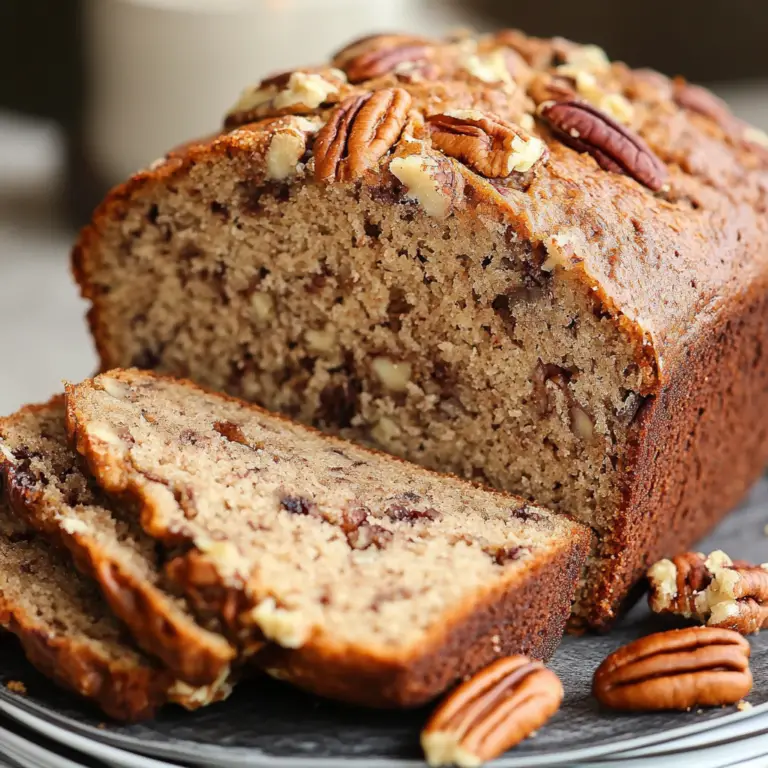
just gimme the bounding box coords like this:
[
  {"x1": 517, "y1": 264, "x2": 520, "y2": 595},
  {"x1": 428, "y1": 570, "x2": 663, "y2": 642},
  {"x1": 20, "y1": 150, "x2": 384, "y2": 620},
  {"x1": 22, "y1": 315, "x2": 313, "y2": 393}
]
[
  {"x1": 247, "y1": 597, "x2": 312, "y2": 649},
  {"x1": 85, "y1": 422, "x2": 125, "y2": 447},
  {"x1": 6, "y1": 680, "x2": 26, "y2": 695},
  {"x1": 372, "y1": 357, "x2": 412, "y2": 392},
  {"x1": 251, "y1": 292, "x2": 275, "y2": 323},
  {"x1": 99, "y1": 377, "x2": 132, "y2": 401}
]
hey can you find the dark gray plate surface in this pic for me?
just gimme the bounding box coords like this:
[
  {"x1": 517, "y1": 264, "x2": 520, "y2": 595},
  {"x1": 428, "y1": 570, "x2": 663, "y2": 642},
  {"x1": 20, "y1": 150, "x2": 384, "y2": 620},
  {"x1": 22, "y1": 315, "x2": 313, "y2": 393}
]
[{"x1": 1, "y1": 480, "x2": 766, "y2": 766}]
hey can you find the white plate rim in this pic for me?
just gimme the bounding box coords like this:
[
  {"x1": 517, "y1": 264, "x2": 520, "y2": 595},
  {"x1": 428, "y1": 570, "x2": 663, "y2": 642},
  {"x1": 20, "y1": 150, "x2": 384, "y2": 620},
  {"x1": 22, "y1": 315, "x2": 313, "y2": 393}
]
[{"x1": 1, "y1": 693, "x2": 767, "y2": 768}]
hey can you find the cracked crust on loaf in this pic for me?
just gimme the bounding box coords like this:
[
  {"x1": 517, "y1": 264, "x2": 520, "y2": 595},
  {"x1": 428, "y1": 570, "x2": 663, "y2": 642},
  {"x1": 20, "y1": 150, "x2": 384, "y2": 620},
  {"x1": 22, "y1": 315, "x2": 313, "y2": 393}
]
[{"x1": 64, "y1": 369, "x2": 591, "y2": 706}]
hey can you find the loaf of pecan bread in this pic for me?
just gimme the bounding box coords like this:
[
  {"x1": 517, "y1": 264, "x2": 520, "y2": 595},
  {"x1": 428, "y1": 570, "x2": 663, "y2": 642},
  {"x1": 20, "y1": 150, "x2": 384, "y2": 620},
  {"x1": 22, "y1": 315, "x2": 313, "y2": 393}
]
[
  {"x1": 72, "y1": 30, "x2": 768, "y2": 629},
  {"x1": 64, "y1": 369, "x2": 590, "y2": 707},
  {"x1": 0, "y1": 499, "x2": 230, "y2": 720},
  {"x1": 0, "y1": 398, "x2": 235, "y2": 686}
]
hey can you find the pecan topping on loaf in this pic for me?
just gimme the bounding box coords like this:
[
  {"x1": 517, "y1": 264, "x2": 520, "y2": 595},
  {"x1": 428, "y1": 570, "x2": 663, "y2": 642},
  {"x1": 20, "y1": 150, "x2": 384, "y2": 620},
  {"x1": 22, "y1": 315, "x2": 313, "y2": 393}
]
[
  {"x1": 672, "y1": 79, "x2": 768, "y2": 152},
  {"x1": 421, "y1": 656, "x2": 563, "y2": 767},
  {"x1": 539, "y1": 100, "x2": 667, "y2": 191},
  {"x1": 225, "y1": 68, "x2": 348, "y2": 128},
  {"x1": 314, "y1": 89, "x2": 412, "y2": 182},
  {"x1": 263, "y1": 117, "x2": 322, "y2": 181},
  {"x1": 389, "y1": 149, "x2": 464, "y2": 218},
  {"x1": 332, "y1": 33, "x2": 435, "y2": 83},
  {"x1": 427, "y1": 110, "x2": 547, "y2": 178},
  {"x1": 673, "y1": 80, "x2": 732, "y2": 125},
  {"x1": 593, "y1": 628, "x2": 752, "y2": 710}
]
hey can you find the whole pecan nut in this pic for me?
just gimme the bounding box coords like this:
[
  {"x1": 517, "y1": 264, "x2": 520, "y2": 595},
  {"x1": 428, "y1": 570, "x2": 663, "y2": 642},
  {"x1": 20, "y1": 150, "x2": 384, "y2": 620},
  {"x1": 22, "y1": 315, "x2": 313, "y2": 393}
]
[
  {"x1": 706, "y1": 563, "x2": 768, "y2": 634},
  {"x1": 421, "y1": 656, "x2": 563, "y2": 766},
  {"x1": 314, "y1": 89, "x2": 412, "y2": 182},
  {"x1": 427, "y1": 110, "x2": 548, "y2": 178},
  {"x1": 647, "y1": 551, "x2": 715, "y2": 620},
  {"x1": 648, "y1": 551, "x2": 768, "y2": 634},
  {"x1": 539, "y1": 100, "x2": 667, "y2": 191},
  {"x1": 593, "y1": 627, "x2": 752, "y2": 711}
]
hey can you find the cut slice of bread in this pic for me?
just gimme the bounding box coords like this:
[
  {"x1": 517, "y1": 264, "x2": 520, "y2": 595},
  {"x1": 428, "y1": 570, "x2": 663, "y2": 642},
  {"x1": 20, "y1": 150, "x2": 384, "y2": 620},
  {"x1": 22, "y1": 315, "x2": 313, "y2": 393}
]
[
  {"x1": 65, "y1": 369, "x2": 591, "y2": 707},
  {"x1": 0, "y1": 499, "x2": 229, "y2": 720},
  {"x1": 0, "y1": 398, "x2": 235, "y2": 686}
]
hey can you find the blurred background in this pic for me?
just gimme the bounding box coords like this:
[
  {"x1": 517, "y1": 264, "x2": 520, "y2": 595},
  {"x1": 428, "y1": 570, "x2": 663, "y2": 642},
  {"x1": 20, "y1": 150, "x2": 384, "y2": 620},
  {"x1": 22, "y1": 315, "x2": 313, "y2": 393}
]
[{"x1": 1, "y1": 0, "x2": 767, "y2": 413}]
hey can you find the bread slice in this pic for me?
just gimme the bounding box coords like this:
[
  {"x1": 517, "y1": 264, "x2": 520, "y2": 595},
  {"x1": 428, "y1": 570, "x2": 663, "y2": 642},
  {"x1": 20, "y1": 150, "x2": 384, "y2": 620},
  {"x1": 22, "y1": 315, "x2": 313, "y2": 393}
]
[
  {"x1": 65, "y1": 369, "x2": 590, "y2": 707},
  {"x1": 0, "y1": 499, "x2": 229, "y2": 720},
  {"x1": 0, "y1": 398, "x2": 235, "y2": 686}
]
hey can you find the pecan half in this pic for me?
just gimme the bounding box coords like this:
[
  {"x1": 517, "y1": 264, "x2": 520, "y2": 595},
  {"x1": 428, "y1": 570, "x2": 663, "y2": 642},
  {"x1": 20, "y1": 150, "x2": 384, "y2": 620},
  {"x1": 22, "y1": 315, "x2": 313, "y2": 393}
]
[
  {"x1": 421, "y1": 656, "x2": 562, "y2": 766},
  {"x1": 673, "y1": 78, "x2": 735, "y2": 130},
  {"x1": 539, "y1": 100, "x2": 667, "y2": 191},
  {"x1": 427, "y1": 110, "x2": 548, "y2": 178},
  {"x1": 314, "y1": 89, "x2": 412, "y2": 182},
  {"x1": 332, "y1": 33, "x2": 434, "y2": 83},
  {"x1": 593, "y1": 627, "x2": 752, "y2": 711}
]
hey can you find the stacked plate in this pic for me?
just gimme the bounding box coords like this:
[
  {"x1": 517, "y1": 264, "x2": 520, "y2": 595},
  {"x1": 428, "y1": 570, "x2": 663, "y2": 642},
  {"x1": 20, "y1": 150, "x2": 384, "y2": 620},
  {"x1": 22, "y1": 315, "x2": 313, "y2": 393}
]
[{"x1": 1, "y1": 480, "x2": 766, "y2": 768}]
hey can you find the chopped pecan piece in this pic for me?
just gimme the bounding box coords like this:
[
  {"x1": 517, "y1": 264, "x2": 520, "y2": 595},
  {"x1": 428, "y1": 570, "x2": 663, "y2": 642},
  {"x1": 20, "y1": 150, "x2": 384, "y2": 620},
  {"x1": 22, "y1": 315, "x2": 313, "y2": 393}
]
[
  {"x1": 593, "y1": 627, "x2": 752, "y2": 710},
  {"x1": 225, "y1": 68, "x2": 347, "y2": 127},
  {"x1": 531, "y1": 361, "x2": 571, "y2": 416},
  {"x1": 213, "y1": 420, "x2": 249, "y2": 446},
  {"x1": 389, "y1": 149, "x2": 464, "y2": 219},
  {"x1": 539, "y1": 100, "x2": 667, "y2": 191},
  {"x1": 421, "y1": 656, "x2": 562, "y2": 766},
  {"x1": 426, "y1": 110, "x2": 548, "y2": 178},
  {"x1": 314, "y1": 89, "x2": 412, "y2": 182},
  {"x1": 280, "y1": 495, "x2": 317, "y2": 516},
  {"x1": 347, "y1": 523, "x2": 393, "y2": 550},
  {"x1": 384, "y1": 504, "x2": 441, "y2": 523},
  {"x1": 490, "y1": 545, "x2": 527, "y2": 565}
]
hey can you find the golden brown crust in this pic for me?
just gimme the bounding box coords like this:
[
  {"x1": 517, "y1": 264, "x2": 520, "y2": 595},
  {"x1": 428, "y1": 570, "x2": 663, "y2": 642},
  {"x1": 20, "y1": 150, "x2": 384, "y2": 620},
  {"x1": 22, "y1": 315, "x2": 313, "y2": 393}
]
[
  {"x1": 1, "y1": 610, "x2": 172, "y2": 721},
  {"x1": 0, "y1": 398, "x2": 235, "y2": 686},
  {"x1": 64, "y1": 368, "x2": 591, "y2": 707},
  {"x1": 251, "y1": 535, "x2": 587, "y2": 706},
  {"x1": 0, "y1": 500, "x2": 175, "y2": 721},
  {"x1": 580, "y1": 271, "x2": 768, "y2": 630},
  {"x1": 70, "y1": 28, "x2": 768, "y2": 632}
]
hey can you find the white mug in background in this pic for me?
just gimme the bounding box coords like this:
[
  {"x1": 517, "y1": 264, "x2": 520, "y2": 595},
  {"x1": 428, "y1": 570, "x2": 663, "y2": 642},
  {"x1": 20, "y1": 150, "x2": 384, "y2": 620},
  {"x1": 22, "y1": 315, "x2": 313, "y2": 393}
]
[{"x1": 82, "y1": 0, "x2": 470, "y2": 184}]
